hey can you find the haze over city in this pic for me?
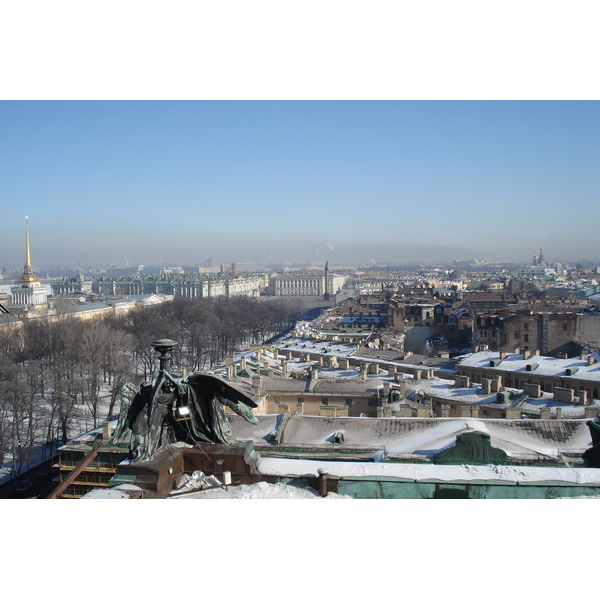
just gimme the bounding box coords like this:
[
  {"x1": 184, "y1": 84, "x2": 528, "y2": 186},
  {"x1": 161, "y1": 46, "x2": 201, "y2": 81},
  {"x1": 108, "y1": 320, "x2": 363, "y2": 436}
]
[{"x1": 2, "y1": 100, "x2": 599, "y2": 269}]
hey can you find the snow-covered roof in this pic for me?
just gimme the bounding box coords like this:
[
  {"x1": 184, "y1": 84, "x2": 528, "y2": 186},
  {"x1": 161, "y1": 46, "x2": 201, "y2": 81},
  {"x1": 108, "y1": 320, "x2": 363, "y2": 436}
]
[
  {"x1": 229, "y1": 414, "x2": 281, "y2": 444},
  {"x1": 411, "y1": 377, "x2": 600, "y2": 417},
  {"x1": 64, "y1": 302, "x2": 113, "y2": 314},
  {"x1": 275, "y1": 337, "x2": 358, "y2": 358},
  {"x1": 256, "y1": 457, "x2": 600, "y2": 485},
  {"x1": 259, "y1": 377, "x2": 382, "y2": 395},
  {"x1": 459, "y1": 351, "x2": 600, "y2": 382},
  {"x1": 81, "y1": 484, "x2": 143, "y2": 499},
  {"x1": 126, "y1": 294, "x2": 173, "y2": 303},
  {"x1": 58, "y1": 418, "x2": 119, "y2": 449},
  {"x1": 102, "y1": 298, "x2": 136, "y2": 306},
  {"x1": 229, "y1": 414, "x2": 593, "y2": 459},
  {"x1": 168, "y1": 480, "x2": 351, "y2": 499}
]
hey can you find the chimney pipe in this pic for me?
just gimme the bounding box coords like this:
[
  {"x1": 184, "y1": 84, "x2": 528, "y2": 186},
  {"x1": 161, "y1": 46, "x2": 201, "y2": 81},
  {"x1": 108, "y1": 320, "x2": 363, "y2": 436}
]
[{"x1": 318, "y1": 468, "x2": 328, "y2": 497}]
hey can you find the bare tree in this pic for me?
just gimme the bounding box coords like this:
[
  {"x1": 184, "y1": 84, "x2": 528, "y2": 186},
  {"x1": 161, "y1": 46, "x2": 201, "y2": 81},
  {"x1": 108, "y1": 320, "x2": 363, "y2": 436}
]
[{"x1": 48, "y1": 365, "x2": 84, "y2": 444}]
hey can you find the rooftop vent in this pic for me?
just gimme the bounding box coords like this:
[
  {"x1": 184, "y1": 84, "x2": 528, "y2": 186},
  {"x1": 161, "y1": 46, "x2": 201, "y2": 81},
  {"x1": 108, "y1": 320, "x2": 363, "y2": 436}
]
[{"x1": 496, "y1": 391, "x2": 510, "y2": 403}]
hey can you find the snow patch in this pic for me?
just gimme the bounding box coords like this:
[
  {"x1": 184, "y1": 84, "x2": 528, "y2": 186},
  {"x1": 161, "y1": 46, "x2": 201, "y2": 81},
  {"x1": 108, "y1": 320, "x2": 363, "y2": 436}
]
[{"x1": 169, "y1": 480, "x2": 353, "y2": 499}]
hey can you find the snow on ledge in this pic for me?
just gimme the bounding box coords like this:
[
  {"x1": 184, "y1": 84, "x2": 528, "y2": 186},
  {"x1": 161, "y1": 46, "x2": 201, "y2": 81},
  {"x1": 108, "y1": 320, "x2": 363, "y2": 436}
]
[{"x1": 256, "y1": 457, "x2": 600, "y2": 485}]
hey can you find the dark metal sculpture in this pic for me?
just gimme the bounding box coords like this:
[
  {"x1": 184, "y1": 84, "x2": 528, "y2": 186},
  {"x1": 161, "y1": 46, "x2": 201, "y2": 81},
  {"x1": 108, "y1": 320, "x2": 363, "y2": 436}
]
[
  {"x1": 582, "y1": 419, "x2": 600, "y2": 468},
  {"x1": 112, "y1": 339, "x2": 258, "y2": 462}
]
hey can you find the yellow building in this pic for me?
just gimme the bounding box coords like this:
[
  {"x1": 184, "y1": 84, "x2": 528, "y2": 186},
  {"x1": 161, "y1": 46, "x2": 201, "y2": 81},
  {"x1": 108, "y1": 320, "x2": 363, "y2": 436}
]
[{"x1": 249, "y1": 375, "x2": 391, "y2": 418}]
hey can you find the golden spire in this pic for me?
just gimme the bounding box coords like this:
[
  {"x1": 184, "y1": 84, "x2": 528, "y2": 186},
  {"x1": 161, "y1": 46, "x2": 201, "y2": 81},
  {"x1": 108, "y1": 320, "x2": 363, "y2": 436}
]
[
  {"x1": 18, "y1": 216, "x2": 40, "y2": 284},
  {"x1": 25, "y1": 216, "x2": 32, "y2": 267}
]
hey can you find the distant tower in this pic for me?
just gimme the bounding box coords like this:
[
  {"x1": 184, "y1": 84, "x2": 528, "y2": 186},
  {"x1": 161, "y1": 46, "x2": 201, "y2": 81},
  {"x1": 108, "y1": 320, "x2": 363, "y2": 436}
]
[
  {"x1": 11, "y1": 217, "x2": 48, "y2": 308},
  {"x1": 323, "y1": 261, "x2": 330, "y2": 301},
  {"x1": 231, "y1": 262, "x2": 237, "y2": 277}
]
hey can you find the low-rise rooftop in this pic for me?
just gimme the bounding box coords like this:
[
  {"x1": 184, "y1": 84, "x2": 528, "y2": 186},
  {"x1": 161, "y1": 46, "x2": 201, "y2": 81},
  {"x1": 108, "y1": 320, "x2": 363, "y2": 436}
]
[{"x1": 459, "y1": 351, "x2": 600, "y2": 382}]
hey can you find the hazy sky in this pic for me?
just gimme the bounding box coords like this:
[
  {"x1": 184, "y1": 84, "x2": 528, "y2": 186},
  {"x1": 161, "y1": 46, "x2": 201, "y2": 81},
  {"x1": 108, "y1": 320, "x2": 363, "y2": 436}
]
[{"x1": 2, "y1": 100, "x2": 599, "y2": 268}]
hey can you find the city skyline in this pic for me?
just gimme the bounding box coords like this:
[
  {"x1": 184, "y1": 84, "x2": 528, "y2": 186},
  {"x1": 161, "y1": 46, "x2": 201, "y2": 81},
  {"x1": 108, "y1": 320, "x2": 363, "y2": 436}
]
[{"x1": 2, "y1": 100, "x2": 599, "y2": 268}]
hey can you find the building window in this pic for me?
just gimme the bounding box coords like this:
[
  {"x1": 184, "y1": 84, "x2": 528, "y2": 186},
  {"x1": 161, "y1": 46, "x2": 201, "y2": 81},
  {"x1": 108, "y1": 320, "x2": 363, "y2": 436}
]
[
  {"x1": 524, "y1": 334, "x2": 529, "y2": 342},
  {"x1": 345, "y1": 399, "x2": 353, "y2": 406},
  {"x1": 321, "y1": 399, "x2": 328, "y2": 405},
  {"x1": 524, "y1": 323, "x2": 529, "y2": 330}
]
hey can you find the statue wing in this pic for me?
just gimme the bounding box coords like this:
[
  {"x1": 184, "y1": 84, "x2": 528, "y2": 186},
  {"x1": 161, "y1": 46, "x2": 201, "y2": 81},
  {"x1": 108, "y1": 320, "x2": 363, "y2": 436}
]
[
  {"x1": 186, "y1": 373, "x2": 258, "y2": 423},
  {"x1": 111, "y1": 382, "x2": 144, "y2": 444}
]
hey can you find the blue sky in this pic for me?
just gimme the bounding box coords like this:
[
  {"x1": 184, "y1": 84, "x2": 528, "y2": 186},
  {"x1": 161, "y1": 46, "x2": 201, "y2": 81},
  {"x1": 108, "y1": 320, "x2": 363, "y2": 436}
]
[{"x1": 2, "y1": 100, "x2": 599, "y2": 267}]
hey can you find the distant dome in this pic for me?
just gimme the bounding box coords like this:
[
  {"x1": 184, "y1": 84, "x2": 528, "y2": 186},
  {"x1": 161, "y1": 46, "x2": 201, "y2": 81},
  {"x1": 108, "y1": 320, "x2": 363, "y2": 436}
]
[{"x1": 18, "y1": 272, "x2": 40, "y2": 284}]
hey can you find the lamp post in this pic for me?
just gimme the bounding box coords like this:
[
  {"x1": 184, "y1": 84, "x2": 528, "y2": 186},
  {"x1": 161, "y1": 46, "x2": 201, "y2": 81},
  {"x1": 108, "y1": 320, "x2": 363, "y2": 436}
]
[{"x1": 151, "y1": 339, "x2": 178, "y2": 375}]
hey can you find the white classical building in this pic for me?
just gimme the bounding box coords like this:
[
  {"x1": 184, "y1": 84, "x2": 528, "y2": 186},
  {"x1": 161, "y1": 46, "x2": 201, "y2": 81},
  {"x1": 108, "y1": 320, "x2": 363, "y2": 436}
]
[
  {"x1": 268, "y1": 272, "x2": 346, "y2": 297},
  {"x1": 11, "y1": 218, "x2": 48, "y2": 308}
]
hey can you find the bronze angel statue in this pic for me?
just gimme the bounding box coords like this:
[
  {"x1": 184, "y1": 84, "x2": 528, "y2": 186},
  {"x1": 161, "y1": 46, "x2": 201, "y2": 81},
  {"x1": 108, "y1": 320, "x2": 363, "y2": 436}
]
[{"x1": 112, "y1": 339, "x2": 258, "y2": 462}]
